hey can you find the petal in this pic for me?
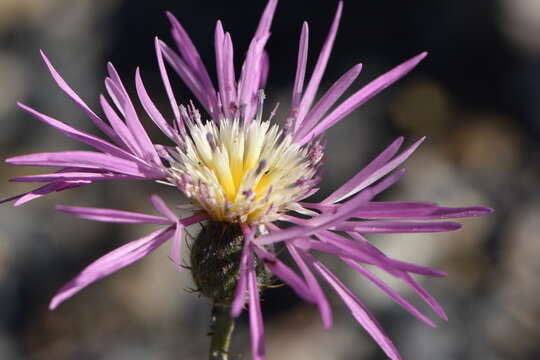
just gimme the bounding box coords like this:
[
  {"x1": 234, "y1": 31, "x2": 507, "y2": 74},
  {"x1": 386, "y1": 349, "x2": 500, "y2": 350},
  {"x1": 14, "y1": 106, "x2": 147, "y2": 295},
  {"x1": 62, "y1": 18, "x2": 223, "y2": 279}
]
[
  {"x1": 252, "y1": 243, "x2": 314, "y2": 303},
  {"x1": 324, "y1": 137, "x2": 421, "y2": 204},
  {"x1": 342, "y1": 259, "x2": 436, "y2": 327},
  {"x1": 135, "y1": 68, "x2": 176, "y2": 141},
  {"x1": 336, "y1": 221, "x2": 462, "y2": 233},
  {"x1": 248, "y1": 258, "x2": 266, "y2": 360},
  {"x1": 17, "y1": 103, "x2": 150, "y2": 166},
  {"x1": 49, "y1": 227, "x2": 174, "y2": 310},
  {"x1": 310, "y1": 256, "x2": 402, "y2": 360},
  {"x1": 56, "y1": 204, "x2": 172, "y2": 224},
  {"x1": 40, "y1": 50, "x2": 122, "y2": 146},
  {"x1": 231, "y1": 231, "x2": 253, "y2": 317},
  {"x1": 6, "y1": 151, "x2": 155, "y2": 177},
  {"x1": 149, "y1": 194, "x2": 178, "y2": 222},
  {"x1": 154, "y1": 37, "x2": 182, "y2": 129},
  {"x1": 298, "y1": 52, "x2": 427, "y2": 145},
  {"x1": 295, "y1": 63, "x2": 363, "y2": 139},
  {"x1": 290, "y1": 22, "x2": 309, "y2": 118},
  {"x1": 295, "y1": 2, "x2": 343, "y2": 128},
  {"x1": 287, "y1": 243, "x2": 332, "y2": 329}
]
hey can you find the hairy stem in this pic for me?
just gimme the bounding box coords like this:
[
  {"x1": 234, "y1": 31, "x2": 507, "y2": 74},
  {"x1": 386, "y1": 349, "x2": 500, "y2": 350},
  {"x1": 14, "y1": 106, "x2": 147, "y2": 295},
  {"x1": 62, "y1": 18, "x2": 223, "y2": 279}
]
[{"x1": 209, "y1": 303, "x2": 235, "y2": 360}]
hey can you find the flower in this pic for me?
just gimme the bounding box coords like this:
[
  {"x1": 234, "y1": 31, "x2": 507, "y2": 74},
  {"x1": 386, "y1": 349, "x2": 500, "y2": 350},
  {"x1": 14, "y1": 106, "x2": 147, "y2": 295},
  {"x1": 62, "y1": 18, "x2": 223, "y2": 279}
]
[{"x1": 3, "y1": 1, "x2": 493, "y2": 359}]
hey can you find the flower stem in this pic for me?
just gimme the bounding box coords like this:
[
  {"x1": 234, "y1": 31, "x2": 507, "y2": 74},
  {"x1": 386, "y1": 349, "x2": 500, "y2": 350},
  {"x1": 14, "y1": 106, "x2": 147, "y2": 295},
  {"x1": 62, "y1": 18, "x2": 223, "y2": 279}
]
[{"x1": 209, "y1": 303, "x2": 235, "y2": 360}]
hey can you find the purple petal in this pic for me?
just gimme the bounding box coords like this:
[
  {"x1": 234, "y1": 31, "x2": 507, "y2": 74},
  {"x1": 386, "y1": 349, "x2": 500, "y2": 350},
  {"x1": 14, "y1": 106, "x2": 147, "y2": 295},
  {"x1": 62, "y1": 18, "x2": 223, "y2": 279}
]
[
  {"x1": 1, "y1": 181, "x2": 86, "y2": 206},
  {"x1": 295, "y1": 2, "x2": 343, "y2": 128},
  {"x1": 325, "y1": 137, "x2": 422, "y2": 204},
  {"x1": 219, "y1": 33, "x2": 237, "y2": 119},
  {"x1": 105, "y1": 64, "x2": 161, "y2": 165},
  {"x1": 336, "y1": 221, "x2": 462, "y2": 233},
  {"x1": 287, "y1": 243, "x2": 332, "y2": 329},
  {"x1": 159, "y1": 40, "x2": 212, "y2": 116},
  {"x1": 298, "y1": 52, "x2": 428, "y2": 145},
  {"x1": 56, "y1": 204, "x2": 172, "y2": 225},
  {"x1": 99, "y1": 95, "x2": 142, "y2": 155},
  {"x1": 400, "y1": 272, "x2": 447, "y2": 320},
  {"x1": 323, "y1": 137, "x2": 404, "y2": 204},
  {"x1": 295, "y1": 63, "x2": 363, "y2": 139},
  {"x1": 10, "y1": 172, "x2": 144, "y2": 183},
  {"x1": 17, "y1": 103, "x2": 153, "y2": 168},
  {"x1": 353, "y1": 202, "x2": 493, "y2": 220},
  {"x1": 135, "y1": 68, "x2": 176, "y2": 141},
  {"x1": 248, "y1": 257, "x2": 266, "y2": 360},
  {"x1": 155, "y1": 37, "x2": 182, "y2": 129},
  {"x1": 256, "y1": 185, "x2": 376, "y2": 245},
  {"x1": 309, "y1": 256, "x2": 402, "y2": 360},
  {"x1": 171, "y1": 224, "x2": 183, "y2": 270},
  {"x1": 40, "y1": 51, "x2": 123, "y2": 146},
  {"x1": 149, "y1": 194, "x2": 177, "y2": 222},
  {"x1": 165, "y1": 12, "x2": 219, "y2": 118},
  {"x1": 6, "y1": 151, "x2": 155, "y2": 177},
  {"x1": 231, "y1": 227, "x2": 253, "y2": 317},
  {"x1": 290, "y1": 22, "x2": 309, "y2": 119},
  {"x1": 252, "y1": 244, "x2": 314, "y2": 303},
  {"x1": 49, "y1": 227, "x2": 174, "y2": 310},
  {"x1": 342, "y1": 258, "x2": 436, "y2": 327},
  {"x1": 253, "y1": 0, "x2": 278, "y2": 40}
]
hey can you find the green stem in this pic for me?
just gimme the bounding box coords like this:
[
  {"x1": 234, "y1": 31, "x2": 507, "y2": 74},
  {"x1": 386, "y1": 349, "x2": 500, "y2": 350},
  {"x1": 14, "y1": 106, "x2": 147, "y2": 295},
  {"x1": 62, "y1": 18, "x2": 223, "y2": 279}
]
[{"x1": 209, "y1": 303, "x2": 235, "y2": 360}]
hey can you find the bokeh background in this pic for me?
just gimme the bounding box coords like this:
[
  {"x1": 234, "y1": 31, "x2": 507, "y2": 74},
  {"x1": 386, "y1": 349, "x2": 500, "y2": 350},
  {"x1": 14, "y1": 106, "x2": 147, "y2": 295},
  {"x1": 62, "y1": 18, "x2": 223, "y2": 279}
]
[{"x1": 0, "y1": 0, "x2": 537, "y2": 359}]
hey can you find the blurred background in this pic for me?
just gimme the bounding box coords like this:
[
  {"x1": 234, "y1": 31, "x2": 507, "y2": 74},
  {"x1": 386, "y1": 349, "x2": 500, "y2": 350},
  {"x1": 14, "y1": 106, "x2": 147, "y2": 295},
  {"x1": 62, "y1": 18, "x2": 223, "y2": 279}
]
[{"x1": 0, "y1": 0, "x2": 537, "y2": 359}]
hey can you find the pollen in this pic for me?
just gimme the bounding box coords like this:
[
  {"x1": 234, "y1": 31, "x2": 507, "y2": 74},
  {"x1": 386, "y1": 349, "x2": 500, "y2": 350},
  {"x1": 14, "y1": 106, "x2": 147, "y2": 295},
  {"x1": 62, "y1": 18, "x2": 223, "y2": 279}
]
[{"x1": 167, "y1": 106, "x2": 322, "y2": 224}]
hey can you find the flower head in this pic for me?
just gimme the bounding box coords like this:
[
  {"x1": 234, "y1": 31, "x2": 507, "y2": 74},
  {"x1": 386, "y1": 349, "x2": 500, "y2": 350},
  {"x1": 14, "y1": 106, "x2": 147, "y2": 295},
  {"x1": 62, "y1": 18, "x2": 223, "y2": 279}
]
[{"x1": 3, "y1": 1, "x2": 492, "y2": 359}]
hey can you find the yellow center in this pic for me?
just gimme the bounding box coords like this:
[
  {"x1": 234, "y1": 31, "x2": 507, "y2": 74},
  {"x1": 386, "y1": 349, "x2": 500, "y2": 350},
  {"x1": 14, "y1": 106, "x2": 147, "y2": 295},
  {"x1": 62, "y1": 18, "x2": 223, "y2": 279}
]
[{"x1": 167, "y1": 117, "x2": 319, "y2": 224}]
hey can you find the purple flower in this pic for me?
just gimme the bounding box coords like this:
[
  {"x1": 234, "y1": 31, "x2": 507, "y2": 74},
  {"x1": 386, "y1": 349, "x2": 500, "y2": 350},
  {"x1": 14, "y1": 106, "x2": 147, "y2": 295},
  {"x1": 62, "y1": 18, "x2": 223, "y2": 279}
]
[{"x1": 3, "y1": 1, "x2": 492, "y2": 359}]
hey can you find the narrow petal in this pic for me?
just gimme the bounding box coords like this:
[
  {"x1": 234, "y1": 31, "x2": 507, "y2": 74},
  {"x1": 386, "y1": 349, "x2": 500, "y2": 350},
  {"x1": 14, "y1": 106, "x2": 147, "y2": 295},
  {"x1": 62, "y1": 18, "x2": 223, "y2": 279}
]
[
  {"x1": 336, "y1": 221, "x2": 462, "y2": 233},
  {"x1": 295, "y1": 63, "x2": 363, "y2": 140},
  {"x1": 252, "y1": 243, "x2": 314, "y2": 303},
  {"x1": 149, "y1": 194, "x2": 177, "y2": 222},
  {"x1": 400, "y1": 272, "x2": 447, "y2": 320},
  {"x1": 40, "y1": 50, "x2": 122, "y2": 146},
  {"x1": 17, "y1": 103, "x2": 153, "y2": 168},
  {"x1": 287, "y1": 243, "x2": 332, "y2": 329},
  {"x1": 352, "y1": 202, "x2": 493, "y2": 220},
  {"x1": 135, "y1": 68, "x2": 176, "y2": 141},
  {"x1": 324, "y1": 137, "x2": 421, "y2": 204},
  {"x1": 165, "y1": 12, "x2": 219, "y2": 118},
  {"x1": 105, "y1": 63, "x2": 161, "y2": 164},
  {"x1": 310, "y1": 256, "x2": 402, "y2": 360},
  {"x1": 290, "y1": 22, "x2": 309, "y2": 117},
  {"x1": 155, "y1": 37, "x2": 181, "y2": 129},
  {"x1": 1, "y1": 181, "x2": 87, "y2": 206},
  {"x1": 159, "y1": 40, "x2": 212, "y2": 115},
  {"x1": 248, "y1": 258, "x2": 266, "y2": 360},
  {"x1": 99, "y1": 95, "x2": 142, "y2": 155},
  {"x1": 295, "y1": 2, "x2": 343, "y2": 128},
  {"x1": 253, "y1": 0, "x2": 278, "y2": 40},
  {"x1": 56, "y1": 205, "x2": 172, "y2": 225},
  {"x1": 298, "y1": 52, "x2": 428, "y2": 144},
  {"x1": 171, "y1": 223, "x2": 183, "y2": 270},
  {"x1": 10, "y1": 172, "x2": 145, "y2": 183},
  {"x1": 256, "y1": 186, "x2": 376, "y2": 245},
  {"x1": 49, "y1": 227, "x2": 174, "y2": 310},
  {"x1": 6, "y1": 151, "x2": 154, "y2": 177},
  {"x1": 231, "y1": 224, "x2": 254, "y2": 317},
  {"x1": 342, "y1": 259, "x2": 436, "y2": 327}
]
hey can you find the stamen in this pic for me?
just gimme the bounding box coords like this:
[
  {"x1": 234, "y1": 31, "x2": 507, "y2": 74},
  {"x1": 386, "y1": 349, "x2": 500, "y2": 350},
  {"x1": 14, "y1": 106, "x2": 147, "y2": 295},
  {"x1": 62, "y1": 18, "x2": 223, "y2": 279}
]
[{"x1": 167, "y1": 98, "x2": 323, "y2": 224}]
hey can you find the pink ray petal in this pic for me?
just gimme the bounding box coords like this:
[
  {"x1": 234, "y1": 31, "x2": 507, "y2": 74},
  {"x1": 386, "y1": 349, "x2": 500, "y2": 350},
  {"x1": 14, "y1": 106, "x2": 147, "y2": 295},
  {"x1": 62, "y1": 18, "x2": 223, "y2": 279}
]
[
  {"x1": 295, "y1": 1, "x2": 343, "y2": 130},
  {"x1": 310, "y1": 256, "x2": 402, "y2": 360},
  {"x1": 298, "y1": 52, "x2": 427, "y2": 145},
  {"x1": 56, "y1": 204, "x2": 172, "y2": 225},
  {"x1": 49, "y1": 227, "x2": 174, "y2": 310}
]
